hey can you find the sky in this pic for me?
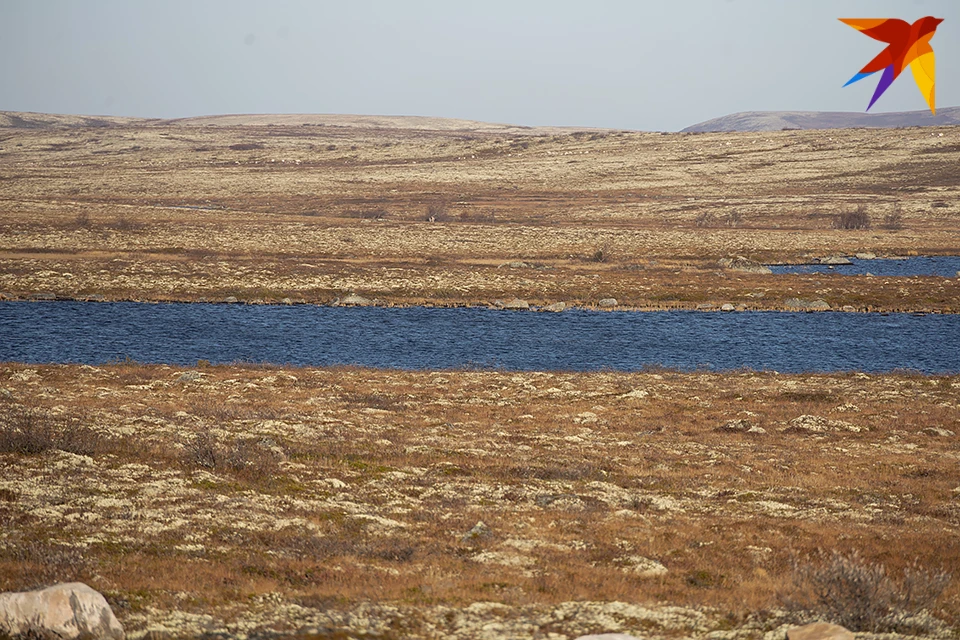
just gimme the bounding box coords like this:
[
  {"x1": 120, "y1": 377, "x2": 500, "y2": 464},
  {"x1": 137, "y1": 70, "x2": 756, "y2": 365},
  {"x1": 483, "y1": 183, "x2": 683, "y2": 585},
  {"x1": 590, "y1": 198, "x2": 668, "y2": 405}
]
[{"x1": 0, "y1": 0, "x2": 956, "y2": 131}]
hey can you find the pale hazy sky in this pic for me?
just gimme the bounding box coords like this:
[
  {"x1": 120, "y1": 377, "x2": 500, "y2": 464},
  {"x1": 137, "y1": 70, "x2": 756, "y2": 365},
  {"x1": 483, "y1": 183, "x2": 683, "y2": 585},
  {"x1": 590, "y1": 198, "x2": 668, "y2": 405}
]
[{"x1": 1, "y1": 0, "x2": 956, "y2": 131}]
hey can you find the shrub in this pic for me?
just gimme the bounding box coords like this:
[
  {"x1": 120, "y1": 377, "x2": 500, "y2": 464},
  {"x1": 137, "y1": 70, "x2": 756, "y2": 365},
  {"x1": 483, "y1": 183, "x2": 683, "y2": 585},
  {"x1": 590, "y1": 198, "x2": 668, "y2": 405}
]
[
  {"x1": 184, "y1": 430, "x2": 284, "y2": 480},
  {"x1": 883, "y1": 203, "x2": 904, "y2": 230},
  {"x1": 228, "y1": 142, "x2": 264, "y2": 151},
  {"x1": 0, "y1": 407, "x2": 104, "y2": 457},
  {"x1": 107, "y1": 213, "x2": 145, "y2": 232},
  {"x1": 834, "y1": 204, "x2": 871, "y2": 230},
  {"x1": 695, "y1": 212, "x2": 714, "y2": 228},
  {"x1": 589, "y1": 243, "x2": 611, "y2": 263},
  {"x1": 425, "y1": 202, "x2": 452, "y2": 222},
  {"x1": 785, "y1": 550, "x2": 951, "y2": 632},
  {"x1": 186, "y1": 430, "x2": 219, "y2": 469},
  {"x1": 71, "y1": 211, "x2": 92, "y2": 230}
]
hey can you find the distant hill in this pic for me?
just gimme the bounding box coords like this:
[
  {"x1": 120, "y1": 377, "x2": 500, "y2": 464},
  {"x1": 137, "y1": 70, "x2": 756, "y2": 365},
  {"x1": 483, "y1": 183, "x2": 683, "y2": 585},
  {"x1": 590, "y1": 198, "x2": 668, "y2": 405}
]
[
  {"x1": 682, "y1": 107, "x2": 960, "y2": 133},
  {"x1": 0, "y1": 111, "x2": 149, "y2": 128},
  {"x1": 0, "y1": 110, "x2": 611, "y2": 136}
]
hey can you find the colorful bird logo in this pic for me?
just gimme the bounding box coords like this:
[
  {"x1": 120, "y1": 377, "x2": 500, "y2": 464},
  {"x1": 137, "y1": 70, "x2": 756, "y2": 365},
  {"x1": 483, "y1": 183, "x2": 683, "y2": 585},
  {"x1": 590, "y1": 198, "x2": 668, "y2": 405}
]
[{"x1": 840, "y1": 16, "x2": 943, "y2": 114}]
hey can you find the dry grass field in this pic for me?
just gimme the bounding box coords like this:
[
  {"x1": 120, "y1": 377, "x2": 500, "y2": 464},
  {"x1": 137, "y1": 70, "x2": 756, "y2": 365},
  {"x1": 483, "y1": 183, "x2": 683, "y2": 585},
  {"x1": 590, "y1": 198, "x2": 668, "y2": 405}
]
[
  {"x1": 0, "y1": 112, "x2": 958, "y2": 311},
  {"x1": 1, "y1": 113, "x2": 959, "y2": 638},
  {"x1": 1, "y1": 363, "x2": 959, "y2": 639}
]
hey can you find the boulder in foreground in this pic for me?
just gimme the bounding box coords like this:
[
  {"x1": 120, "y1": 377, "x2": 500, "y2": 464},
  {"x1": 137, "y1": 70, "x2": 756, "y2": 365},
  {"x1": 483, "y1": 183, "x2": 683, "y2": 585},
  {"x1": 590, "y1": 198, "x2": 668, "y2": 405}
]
[{"x1": 0, "y1": 582, "x2": 124, "y2": 640}]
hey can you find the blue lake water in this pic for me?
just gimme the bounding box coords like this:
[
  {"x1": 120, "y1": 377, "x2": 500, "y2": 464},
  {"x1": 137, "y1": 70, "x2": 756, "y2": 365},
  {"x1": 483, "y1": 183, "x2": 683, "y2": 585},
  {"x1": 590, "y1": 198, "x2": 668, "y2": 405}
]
[
  {"x1": 1, "y1": 302, "x2": 958, "y2": 373},
  {"x1": 769, "y1": 256, "x2": 960, "y2": 277}
]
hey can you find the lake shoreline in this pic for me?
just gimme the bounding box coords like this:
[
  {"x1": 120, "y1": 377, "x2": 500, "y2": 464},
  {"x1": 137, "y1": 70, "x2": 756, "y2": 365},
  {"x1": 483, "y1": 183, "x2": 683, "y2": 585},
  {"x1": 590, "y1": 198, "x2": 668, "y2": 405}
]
[{"x1": 2, "y1": 293, "x2": 957, "y2": 315}]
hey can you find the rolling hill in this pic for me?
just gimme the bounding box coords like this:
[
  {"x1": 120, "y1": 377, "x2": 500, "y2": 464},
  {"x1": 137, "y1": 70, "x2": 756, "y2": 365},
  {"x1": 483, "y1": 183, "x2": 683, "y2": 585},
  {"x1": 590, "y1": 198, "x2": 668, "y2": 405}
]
[{"x1": 682, "y1": 107, "x2": 960, "y2": 132}]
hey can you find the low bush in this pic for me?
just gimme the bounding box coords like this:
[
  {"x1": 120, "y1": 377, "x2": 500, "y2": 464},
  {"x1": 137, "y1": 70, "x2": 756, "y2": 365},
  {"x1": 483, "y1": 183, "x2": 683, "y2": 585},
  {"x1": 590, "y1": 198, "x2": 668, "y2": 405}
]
[
  {"x1": 785, "y1": 549, "x2": 951, "y2": 632},
  {"x1": 883, "y1": 203, "x2": 904, "y2": 230},
  {"x1": 834, "y1": 205, "x2": 871, "y2": 230},
  {"x1": 425, "y1": 202, "x2": 452, "y2": 222},
  {"x1": 0, "y1": 407, "x2": 104, "y2": 457},
  {"x1": 184, "y1": 430, "x2": 284, "y2": 481}
]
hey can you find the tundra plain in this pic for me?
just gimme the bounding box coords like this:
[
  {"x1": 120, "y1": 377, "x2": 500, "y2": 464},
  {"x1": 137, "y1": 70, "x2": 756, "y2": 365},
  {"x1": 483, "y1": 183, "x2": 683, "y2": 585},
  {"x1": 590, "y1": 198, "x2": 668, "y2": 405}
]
[
  {"x1": 1, "y1": 363, "x2": 959, "y2": 639},
  {"x1": 0, "y1": 113, "x2": 958, "y2": 311},
  {"x1": 0, "y1": 114, "x2": 959, "y2": 639}
]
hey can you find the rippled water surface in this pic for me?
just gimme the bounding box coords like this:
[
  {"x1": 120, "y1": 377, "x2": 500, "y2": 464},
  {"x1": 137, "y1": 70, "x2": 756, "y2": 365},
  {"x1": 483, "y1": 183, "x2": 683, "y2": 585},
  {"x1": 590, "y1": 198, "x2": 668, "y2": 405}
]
[
  {"x1": 1, "y1": 302, "x2": 958, "y2": 373},
  {"x1": 770, "y1": 256, "x2": 960, "y2": 277}
]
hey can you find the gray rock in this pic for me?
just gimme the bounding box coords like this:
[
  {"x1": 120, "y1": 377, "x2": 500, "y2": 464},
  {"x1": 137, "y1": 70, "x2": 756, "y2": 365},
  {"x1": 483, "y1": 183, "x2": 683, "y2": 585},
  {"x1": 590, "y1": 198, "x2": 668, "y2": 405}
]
[
  {"x1": 855, "y1": 252, "x2": 877, "y2": 260},
  {"x1": 598, "y1": 298, "x2": 618, "y2": 308},
  {"x1": 784, "y1": 298, "x2": 830, "y2": 311},
  {"x1": 540, "y1": 301, "x2": 566, "y2": 312},
  {"x1": 718, "y1": 256, "x2": 773, "y2": 274},
  {"x1": 819, "y1": 256, "x2": 853, "y2": 265},
  {"x1": 0, "y1": 582, "x2": 125, "y2": 640},
  {"x1": 502, "y1": 298, "x2": 530, "y2": 310},
  {"x1": 177, "y1": 371, "x2": 203, "y2": 383},
  {"x1": 786, "y1": 622, "x2": 854, "y2": 640},
  {"x1": 717, "y1": 419, "x2": 752, "y2": 432},
  {"x1": 720, "y1": 303, "x2": 736, "y2": 312},
  {"x1": 223, "y1": 296, "x2": 238, "y2": 304},
  {"x1": 807, "y1": 299, "x2": 831, "y2": 311},
  {"x1": 29, "y1": 292, "x2": 57, "y2": 301},
  {"x1": 340, "y1": 293, "x2": 373, "y2": 306},
  {"x1": 696, "y1": 303, "x2": 715, "y2": 310},
  {"x1": 280, "y1": 298, "x2": 293, "y2": 305},
  {"x1": 784, "y1": 414, "x2": 861, "y2": 434},
  {"x1": 716, "y1": 419, "x2": 766, "y2": 434},
  {"x1": 462, "y1": 520, "x2": 491, "y2": 542},
  {"x1": 619, "y1": 556, "x2": 668, "y2": 577},
  {"x1": 921, "y1": 427, "x2": 955, "y2": 437}
]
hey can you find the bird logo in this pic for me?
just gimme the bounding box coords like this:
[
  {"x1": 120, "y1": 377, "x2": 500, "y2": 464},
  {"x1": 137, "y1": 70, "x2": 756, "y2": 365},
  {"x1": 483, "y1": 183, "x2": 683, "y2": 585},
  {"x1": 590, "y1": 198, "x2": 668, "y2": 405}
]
[{"x1": 840, "y1": 16, "x2": 943, "y2": 114}]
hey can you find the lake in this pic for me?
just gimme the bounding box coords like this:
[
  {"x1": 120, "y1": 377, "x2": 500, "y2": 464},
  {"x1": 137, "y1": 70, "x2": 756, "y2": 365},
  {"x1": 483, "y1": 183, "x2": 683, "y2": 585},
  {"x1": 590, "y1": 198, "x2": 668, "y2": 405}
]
[
  {"x1": 1, "y1": 302, "x2": 958, "y2": 373},
  {"x1": 769, "y1": 255, "x2": 960, "y2": 277}
]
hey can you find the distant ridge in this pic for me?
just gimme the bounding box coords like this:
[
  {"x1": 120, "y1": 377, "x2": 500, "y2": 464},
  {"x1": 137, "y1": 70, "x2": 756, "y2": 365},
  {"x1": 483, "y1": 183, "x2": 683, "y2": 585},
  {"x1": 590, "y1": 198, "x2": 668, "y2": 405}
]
[
  {"x1": 0, "y1": 110, "x2": 612, "y2": 135},
  {"x1": 682, "y1": 107, "x2": 960, "y2": 133}
]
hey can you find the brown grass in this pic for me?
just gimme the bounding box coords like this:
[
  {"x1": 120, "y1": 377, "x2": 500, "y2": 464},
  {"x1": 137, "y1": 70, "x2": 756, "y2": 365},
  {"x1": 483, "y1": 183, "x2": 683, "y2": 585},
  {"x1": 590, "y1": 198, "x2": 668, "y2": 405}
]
[{"x1": 1, "y1": 363, "x2": 958, "y2": 636}]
